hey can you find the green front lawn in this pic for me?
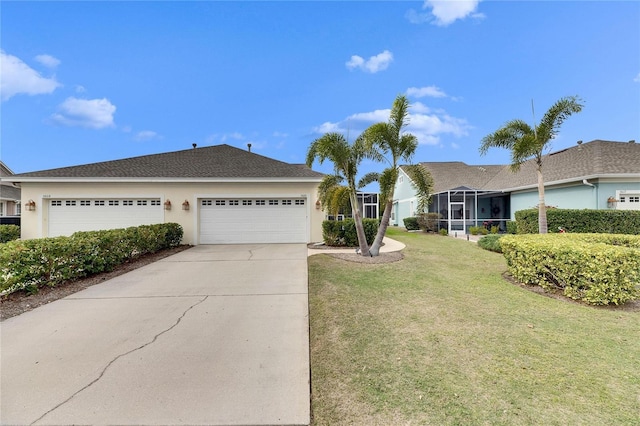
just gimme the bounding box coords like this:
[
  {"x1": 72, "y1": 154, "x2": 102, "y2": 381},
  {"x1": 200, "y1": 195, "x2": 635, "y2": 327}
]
[{"x1": 309, "y1": 228, "x2": 640, "y2": 425}]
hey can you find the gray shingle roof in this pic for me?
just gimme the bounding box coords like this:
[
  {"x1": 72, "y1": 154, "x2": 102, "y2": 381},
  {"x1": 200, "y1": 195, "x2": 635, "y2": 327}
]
[
  {"x1": 11, "y1": 144, "x2": 324, "y2": 180},
  {"x1": 416, "y1": 140, "x2": 640, "y2": 193}
]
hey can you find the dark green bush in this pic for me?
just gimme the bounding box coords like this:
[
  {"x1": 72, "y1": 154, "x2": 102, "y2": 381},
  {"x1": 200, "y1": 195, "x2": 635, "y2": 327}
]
[
  {"x1": 505, "y1": 220, "x2": 517, "y2": 234},
  {"x1": 0, "y1": 225, "x2": 20, "y2": 243},
  {"x1": 322, "y1": 219, "x2": 378, "y2": 247},
  {"x1": 403, "y1": 217, "x2": 420, "y2": 231},
  {"x1": 477, "y1": 234, "x2": 505, "y2": 253},
  {"x1": 0, "y1": 223, "x2": 183, "y2": 295},
  {"x1": 515, "y1": 209, "x2": 640, "y2": 234},
  {"x1": 417, "y1": 213, "x2": 441, "y2": 232}
]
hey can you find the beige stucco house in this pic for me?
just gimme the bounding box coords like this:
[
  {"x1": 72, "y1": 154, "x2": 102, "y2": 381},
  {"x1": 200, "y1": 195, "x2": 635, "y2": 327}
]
[{"x1": 8, "y1": 144, "x2": 325, "y2": 245}]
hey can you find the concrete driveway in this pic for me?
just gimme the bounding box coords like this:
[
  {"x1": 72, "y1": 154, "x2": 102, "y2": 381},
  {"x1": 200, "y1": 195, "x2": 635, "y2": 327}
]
[{"x1": 1, "y1": 244, "x2": 310, "y2": 426}]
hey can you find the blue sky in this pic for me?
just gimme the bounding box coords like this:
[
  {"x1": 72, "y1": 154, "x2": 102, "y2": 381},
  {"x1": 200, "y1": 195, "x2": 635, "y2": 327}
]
[{"x1": 2, "y1": 1, "x2": 639, "y2": 183}]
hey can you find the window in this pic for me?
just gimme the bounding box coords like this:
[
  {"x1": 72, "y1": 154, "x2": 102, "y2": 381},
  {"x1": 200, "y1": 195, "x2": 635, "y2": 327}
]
[
  {"x1": 123, "y1": 200, "x2": 133, "y2": 206},
  {"x1": 65, "y1": 200, "x2": 76, "y2": 206},
  {"x1": 242, "y1": 200, "x2": 252, "y2": 206},
  {"x1": 151, "y1": 200, "x2": 161, "y2": 206},
  {"x1": 229, "y1": 200, "x2": 239, "y2": 206},
  {"x1": 137, "y1": 200, "x2": 148, "y2": 206},
  {"x1": 282, "y1": 199, "x2": 292, "y2": 205},
  {"x1": 215, "y1": 200, "x2": 226, "y2": 206},
  {"x1": 80, "y1": 200, "x2": 91, "y2": 206},
  {"x1": 295, "y1": 199, "x2": 305, "y2": 205},
  {"x1": 256, "y1": 200, "x2": 266, "y2": 206},
  {"x1": 620, "y1": 197, "x2": 626, "y2": 203},
  {"x1": 0, "y1": 202, "x2": 4, "y2": 216},
  {"x1": 269, "y1": 199, "x2": 278, "y2": 206},
  {"x1": 202, "y1": 200, "x2": 212, "y2": 206},
  {"x1": 399, "y1": 175, "x2": 404, "y2": 184},
  {"x1": 52, "y1": 200, "x2": 62, "y2": 206},
  {"x1": 109, "y1": 200, "x2": 119, "y2": 206},
  {"x1": 16, "y1": 203, "x2": 21, "y2": 215},
  {"x1": 95, "y1": 200, "x2": 105, "y2": 206},
  {"x1": 631, "y1": 196, "x2": 640, "y2": 203}
]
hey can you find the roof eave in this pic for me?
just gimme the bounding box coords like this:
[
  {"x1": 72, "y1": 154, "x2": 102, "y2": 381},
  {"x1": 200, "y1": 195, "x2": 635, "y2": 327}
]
[
  {"x1": 6, "y1": 176, "x2": 324, "y2": 184},
  {"x1": 499, "y1": 173, "x2": 640, "y2": 193}
]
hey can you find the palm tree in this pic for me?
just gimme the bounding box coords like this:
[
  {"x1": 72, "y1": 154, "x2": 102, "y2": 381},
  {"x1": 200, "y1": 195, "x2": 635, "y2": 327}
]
[
  {"x1": 306, "y1": 132, "x2": 379, "y2": 256},
  {"x1": 479, "y1": 96, "x2": 584, "y2": 233},
  {"x1": 360, "y1": 94, "x2": 434, "y2": 256}
]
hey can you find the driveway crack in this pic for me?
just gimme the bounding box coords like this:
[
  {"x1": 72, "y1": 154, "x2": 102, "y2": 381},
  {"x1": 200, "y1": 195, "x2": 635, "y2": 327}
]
[{"x1": 30, "y1": 295, "x2": 208, "y2": 425}]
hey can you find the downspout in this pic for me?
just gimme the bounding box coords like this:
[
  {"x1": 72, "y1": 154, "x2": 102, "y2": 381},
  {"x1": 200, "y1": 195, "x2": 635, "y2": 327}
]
[{"x1": 582, "y1": 179, "x2": 598, "y2": 209}]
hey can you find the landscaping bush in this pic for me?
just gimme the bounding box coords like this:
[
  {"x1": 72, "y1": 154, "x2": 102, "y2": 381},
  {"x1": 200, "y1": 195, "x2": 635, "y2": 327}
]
[
  {"x1": 505, "y1": 220, "x2": 517, "y2": 234},
  {"x1": 403, "y1": 217, "x2": 420, "y2": 231},
  {"x1": 439, "y1": 228, "x2": 448, "y2": 236},
  {"x1": 469, "y1": 226, "x2": 489, "y2": 235},
  {"x1": 500, "y1": 233, "x2": 640, "y2": 305},
  {"x1": 515, "y1": 209, "x2": 640, "y2": 234},
  {"x1": 0, "y1": 223, "x2": 183, "y2": 295},
  {"x1": 416, "y1": 213, "x2": 441, "y2": 232},
  {"x1": 322, "y1": 219, "x2": 378, "y2": 247},
  {"x1": 0, "y1": 225, "x2": 20, "y2": 243},
  {"x1": 477, "y1": 234, "x2": 505, "y2": 253}
]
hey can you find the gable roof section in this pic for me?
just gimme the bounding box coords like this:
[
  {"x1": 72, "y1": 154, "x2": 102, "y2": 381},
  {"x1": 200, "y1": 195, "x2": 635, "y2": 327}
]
[
  {"x1": 411, "y1": 162, "x2": 504, "y2": 193},
  {"x1": 10, "y1": 144, "x2": 324, "y2": 182}
]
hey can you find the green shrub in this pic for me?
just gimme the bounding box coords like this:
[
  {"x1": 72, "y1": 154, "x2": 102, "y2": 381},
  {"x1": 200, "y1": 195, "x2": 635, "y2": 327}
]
[
  {"x1": 478, "y1": 234, "x2": 505, "y2": 253},
  {"x1": 490, "y1": 225, "x2": 500, "y2": 234},
  {"x1": 0, "y1": 225, "x2": 20, "y2": 243},
  {"x1": 322, "y1": 219, "x2": 378, "y2": 247},
  {"x1": 500, "y1": 234, "x2": 640, "y2": 305},
  {"x1": 505, "y1": 220, "x2": 517, "y2": 234},
  {"x1": 515, "y1": 209, "x2": 640, "y2": 234},
  {"x1": 403, "y1": 217, "x2": 420, "y2": 231},
  {"x1": 416, "y1": 213, "x2": 441, "y2": 232},
  {"x1": 470, "y1": 226, "x2": 489, "y2": 235},
  {"x1": 0, "y1": 223, "x2": 183, "y2": 295},
  {"x1": 439, "y1": 228, "x2": 448, "y2": 236}
]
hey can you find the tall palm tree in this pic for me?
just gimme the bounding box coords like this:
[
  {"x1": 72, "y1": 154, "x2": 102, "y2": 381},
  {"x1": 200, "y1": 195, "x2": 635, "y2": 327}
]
[
  {"x1": 306, "y1": 132, "x2": 379, "y2": 256},
  {"x1": 360, "y1": 94, "x2": 434, "y2": 256},
  {"x1": 479, "y1": 96, "x2": 584, "y2": 233}
]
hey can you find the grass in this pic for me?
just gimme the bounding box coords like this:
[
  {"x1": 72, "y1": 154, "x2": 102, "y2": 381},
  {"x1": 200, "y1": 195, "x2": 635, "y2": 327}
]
[{"x1": 308, "y1": 228, "x2": 640, "y2": 425}]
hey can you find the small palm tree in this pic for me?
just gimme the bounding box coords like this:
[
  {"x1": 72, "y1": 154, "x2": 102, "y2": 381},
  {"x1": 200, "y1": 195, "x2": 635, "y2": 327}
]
[
  {"x1": 479, "y1": 96, "x2": 584, "y2": 233},
  {"x1": 360, "y1": 94, "x2": 434, "y2": 256},
  {"x1": 306, "y1": 132, "x2": 379, "y2": 256}
]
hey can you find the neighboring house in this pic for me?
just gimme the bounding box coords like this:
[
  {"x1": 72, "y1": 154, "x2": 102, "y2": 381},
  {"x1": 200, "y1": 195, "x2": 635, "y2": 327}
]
[
  {"x1": 8, "y1": 144, "x2": 325, "y2": 245},
  {"x1": 326, "y1": 192, "x2": 380, "y2": 221},
  {"x1": 0, "y1": 162, "x2": 21, "y2": 225},
  {"x1": 393, "y1": 140, "x2": 640, "y2": 233}
]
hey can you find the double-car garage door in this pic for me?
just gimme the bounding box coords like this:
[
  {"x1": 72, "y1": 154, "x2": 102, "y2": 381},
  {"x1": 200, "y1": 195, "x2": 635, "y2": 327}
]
[{"x1": 47, "y1": 197, "x2": 308, "y2": 244}]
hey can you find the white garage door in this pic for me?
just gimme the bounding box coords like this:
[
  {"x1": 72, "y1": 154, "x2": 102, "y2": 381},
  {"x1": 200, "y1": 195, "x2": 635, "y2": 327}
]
[
  {"x1": 199, "y1": 198, "x2": 308, "y2": 244},
  {"x1": 48, "y1": 198, "x2": 164, "y2": 237}
]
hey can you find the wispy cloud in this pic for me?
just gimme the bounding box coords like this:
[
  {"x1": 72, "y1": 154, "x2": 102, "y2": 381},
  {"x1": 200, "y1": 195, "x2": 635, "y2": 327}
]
[
  {"x1": 312, "y1": 100, "x2": 471, "y2": 145},
  {"x1": 35, "y1": 54, "x2": 61, "y2": 68},
  {"x1": 634, "y1": 72, "x2": 640, "y2": 83},
  {"x1": 407, "y1": 85, "x2": 448, "y2": 99},
  {"x1": 134, "y1": 130, "x2": 161, "y2": 141},
  {"x1": 51, "y1": 97, "x2": 116, "y2": 129},
  {"x1": 346, "y1": 50, "x2": 393, "y2": 73},
  {"x1": 0, "y1": 51, "x2": 62, "y2": 101},
  {"x1": 406, "y1": 0, "x2": 484, "y2": 27}
]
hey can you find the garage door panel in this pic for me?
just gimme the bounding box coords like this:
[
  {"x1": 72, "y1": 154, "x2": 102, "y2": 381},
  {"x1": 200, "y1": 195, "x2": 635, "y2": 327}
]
[{"x1": 199, "y1": 199, "x2": 307, "y2": 244}]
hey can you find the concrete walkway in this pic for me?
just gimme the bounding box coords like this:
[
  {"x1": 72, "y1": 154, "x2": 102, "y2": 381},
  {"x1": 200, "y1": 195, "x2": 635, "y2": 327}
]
[
  {"x1": 307, "y1": 236, "x2": 406, "y2": 256},
  {"x1": 1, "y1": 244, "x2": 310, "y2": 426}
]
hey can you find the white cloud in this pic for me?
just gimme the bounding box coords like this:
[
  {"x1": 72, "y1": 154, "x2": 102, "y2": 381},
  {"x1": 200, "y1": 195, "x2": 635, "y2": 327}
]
[
  {"x1": 407, "y1": 0, "x2": 484, "y2": 27},
  {"x1": 407, "y1": 85, "x2": 448, "y2": 99},
  {"x1": 634, "y1": 72, "x2": 640, "y2": 83},
  {"x1": 313, "y1": 102, "x2": 471, "y2": 145},
  {"x1": 221, "y1": 132, "x2": 244, "y2": 142},
  {"x1": 346, "y1": 50, "x2": 393, "y2": 73},
  {"x1": 51, "y1": 97, "x2": 116, "y2": 129},
  {"x1": 35, "y1": 54, "x2": 61, "y2": 68},
  {"x1": 0, "y1": 51, "x2": 62, "y2": 101},
  {"x1": 134, "y1": 130, "x2": 160, "y2": 141}
]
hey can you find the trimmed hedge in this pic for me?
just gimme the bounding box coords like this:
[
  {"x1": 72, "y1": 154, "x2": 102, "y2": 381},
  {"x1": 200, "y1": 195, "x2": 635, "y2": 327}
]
[
  {"x1": 0, "y1": 225, "x2": 20, "y2": 243},
  {"x1": 477, "y1": 234, "x2": 505, "y2": 253},
  {"x1": 403, "y1": 217, "x2": 420, "y2": 231},
  {"x1": 322, "y1": 219, "x2": 378, "y2": 247},
  {"x1": 500, "y1": 233, "x2": 640, "y2": 305},
  {"x1": 515, "y1": 209, "x2": 640, "y2": 234},
  {"x1": 0, "y1": 223, "x2": 183, "y2": 295}
]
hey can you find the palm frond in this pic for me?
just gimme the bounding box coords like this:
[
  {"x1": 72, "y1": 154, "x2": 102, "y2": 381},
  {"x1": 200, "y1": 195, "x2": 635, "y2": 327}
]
[
  {"x1": 358, "y1": 172, "x2": 380, "y2": 189},
  {"x1": 404, "y1": 164, "x2": 434, "y2": 213}
]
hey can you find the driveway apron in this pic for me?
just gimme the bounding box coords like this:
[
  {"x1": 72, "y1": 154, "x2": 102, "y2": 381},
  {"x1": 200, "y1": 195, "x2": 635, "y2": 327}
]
[{"x1": 1, "y1": 244, "x2": 310, "y2": 426}]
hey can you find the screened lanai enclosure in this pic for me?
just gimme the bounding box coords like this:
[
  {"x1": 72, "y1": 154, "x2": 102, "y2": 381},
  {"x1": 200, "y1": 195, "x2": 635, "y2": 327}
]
[{"x1": 429, "y1": 186, "x2": 510, "y2": 234}]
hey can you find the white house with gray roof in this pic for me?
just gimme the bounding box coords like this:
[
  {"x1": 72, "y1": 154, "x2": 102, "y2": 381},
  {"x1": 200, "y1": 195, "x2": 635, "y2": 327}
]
[
  {"x1": 8, "y1": 144, "x2": 325, "y2": 245},
  {"x1": 393, "y1": 140, "x2": 640, "y2": 233}
]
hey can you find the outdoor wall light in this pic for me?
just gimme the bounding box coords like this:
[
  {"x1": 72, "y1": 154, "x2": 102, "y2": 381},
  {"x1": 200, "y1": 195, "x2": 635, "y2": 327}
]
[
  {"x1": 164, "y1": 200, "x2": 172, "y2": 210},
  {"x1": 607, "y1": 197, "x2": 618, "y2": 208},
  {"x1": 25, "y1": 199, "x2": 36, "y2": 211},
  {"x1": 315, "y1": 200, "x2": 321, "y2": 210},
  {"x1": 182, "y1": 200, "x2": 190, "y2": 211}
]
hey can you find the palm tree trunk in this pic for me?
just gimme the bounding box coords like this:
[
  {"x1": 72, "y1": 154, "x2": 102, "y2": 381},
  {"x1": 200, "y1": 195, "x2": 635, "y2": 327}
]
[
  {"x1": 350, "y1": 192, "x2": 371, "y2": 256},
  {"x1": 368, "y1": 199, "x2": 392, "y2": 256},
  {"x1": 537, "y1": 167, "x2": 547, "y2": 234}
]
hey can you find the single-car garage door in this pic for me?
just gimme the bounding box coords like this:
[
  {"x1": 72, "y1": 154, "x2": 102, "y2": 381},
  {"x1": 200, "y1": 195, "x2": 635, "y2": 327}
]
[
  {"x1": 199, "y1": 198, "x2": 307, "y2": 244},
  {"x1": 48, "y1": 198, "x2": 164, "y2": 237}
]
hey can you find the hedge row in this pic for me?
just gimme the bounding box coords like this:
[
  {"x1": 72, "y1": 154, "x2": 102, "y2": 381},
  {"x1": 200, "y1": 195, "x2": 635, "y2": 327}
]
[
  {"x1": 0, "y1": 225, "x2": 20, "y2": 243},
  {"x1": 477, "y1": 234, "x2": 505, "y2": 253},
  {"x1": 403, "y1": 217, "x2": 420, "y2": 231},
  {"x1": 500, "y1": 234, "x2": 640, "y2": 305},
  {"x1": 0, "y1": 223, "x2": 183, "y2": 295},
  {"x1": 322, "y1": 219, "x2": 378, "y2": 247},
  {"x1": 515, "y1": 209, "x2": 640, "y2": 234}
]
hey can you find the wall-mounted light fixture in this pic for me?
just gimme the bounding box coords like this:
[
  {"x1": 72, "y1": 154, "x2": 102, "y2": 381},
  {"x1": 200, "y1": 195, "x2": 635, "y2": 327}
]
[
  {"x1": 164, "y1": 200, "x2": 172, "y2": 210},
  {"x1": 315, "y1": 200, "x2": 321, "y2": 210},
  {"x1": 25, "y1": 199, "x2": 36, "y2": 211},
  {"x1": 182, "y1": 200, "x2": 190, "y2": 211},
  {"x1": 607, "y1": 196, "x2": 618, "y2": 208}
]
